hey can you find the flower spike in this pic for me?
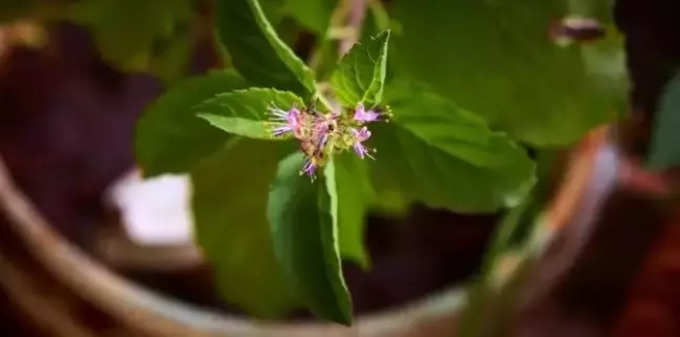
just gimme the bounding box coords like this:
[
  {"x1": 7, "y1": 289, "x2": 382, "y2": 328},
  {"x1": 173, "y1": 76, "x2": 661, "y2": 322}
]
[{"x1": 267, "y1": 101, "x2": 386, "y2": 181}]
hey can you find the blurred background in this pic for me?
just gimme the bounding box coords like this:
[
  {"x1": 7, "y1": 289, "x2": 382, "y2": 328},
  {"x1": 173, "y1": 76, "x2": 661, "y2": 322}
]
[{"x1": 1, "y1": 0, "x2": 680, "y2": 336}]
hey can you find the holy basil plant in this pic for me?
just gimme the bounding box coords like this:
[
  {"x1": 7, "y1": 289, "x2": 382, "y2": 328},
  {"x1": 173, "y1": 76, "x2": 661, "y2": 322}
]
[{"x1": 136, "y1": 0, "x2": 535, "y2": 324}]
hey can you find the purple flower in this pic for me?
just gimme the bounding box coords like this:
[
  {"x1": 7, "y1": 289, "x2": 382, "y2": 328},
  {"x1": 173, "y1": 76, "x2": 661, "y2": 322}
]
[
  {"x1": 351, "y1": 127, "x2": 374, "y2": 159},
  {"x1": 302, "y1": 159, "x2": 317, "y2": 178},
  {"x1": 266, "y1": 101, "x2": 386, "y2": 181},
  {"x1": 353, "y1": 104, "x2": 381, "y2": 123},
  {"x1": 269, "y1": 106, "x2": 301, "y2": 137},
  {"x1": 313, "y1": 121, "x2": 330, "y2": 150}
]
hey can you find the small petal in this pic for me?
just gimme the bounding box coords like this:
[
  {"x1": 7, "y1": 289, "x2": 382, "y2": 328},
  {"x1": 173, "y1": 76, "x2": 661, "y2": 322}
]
[
  {"x1": 302, "y1": 160, "x2": 317, "y2": 178},
  {"x1": 273, "y1": 126, "x2": 292, "y2": 136},
  {"x1": 351, "y1": 126, "x2": 372, "y2": 142},
  {"x1": 354, "y1": 104, "x2": 381, "y2": 123},
  {"x1": 269, "y1": 105, "x2": 302, "y2": 137},
  {"x1": 351, "y1": 127, "x2": 374, "y2": 159},
  {"x1": 353, "y1": 142, "x2": 374, "y2": 160}
]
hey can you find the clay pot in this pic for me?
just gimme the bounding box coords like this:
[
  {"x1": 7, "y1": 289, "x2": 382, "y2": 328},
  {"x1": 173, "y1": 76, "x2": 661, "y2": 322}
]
[{"x1": 0, "y1": 128, "x2": 618, "y2": 336}]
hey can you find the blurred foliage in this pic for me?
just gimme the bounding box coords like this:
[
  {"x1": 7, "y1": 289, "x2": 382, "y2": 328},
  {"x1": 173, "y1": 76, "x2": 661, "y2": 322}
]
[
  {"x1": 0, "y1": 0, "x2": 36, "y2": 22},
  {"x1": 0, "y1": 0, "x2": 60, "y2": 22},
  {"x1": 459, "y1": 150, "x2": 560, "y2": 337},
  {"x1": 0, "y1": 0, "x2": 199, "y2": 82},
  {"x1": 65, "y1": 0, "x2": 196, "y2": 82},
  {"x1": 284, "y1": 0, "x2": 335, "y2": 35},
  {"x1": 135, "y1": 70, "x2": 246, "y2": 176},
  {"x1": 648, "y1": 73, "x2": 680, "y2": 169},
  {"x1": 390, "y1": 0, "x2": 627, "y2": 146}
]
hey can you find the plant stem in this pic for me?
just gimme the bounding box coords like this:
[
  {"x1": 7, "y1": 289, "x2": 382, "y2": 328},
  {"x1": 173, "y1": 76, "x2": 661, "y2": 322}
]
[
  {"x1": 310, "y1": 0, "x2": 369, "y2": 113},
  {"x1": 339, "y1": 0, "x2": 367, "y2": 56},
  {"x1": 367, "y1": 0, "x2": 390, "y2": 31}
]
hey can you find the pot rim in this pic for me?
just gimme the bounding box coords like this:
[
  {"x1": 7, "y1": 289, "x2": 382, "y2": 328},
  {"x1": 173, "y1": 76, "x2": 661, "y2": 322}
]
[{"x1": 0, "y1": 127, "x2": 614, "y2": 337}]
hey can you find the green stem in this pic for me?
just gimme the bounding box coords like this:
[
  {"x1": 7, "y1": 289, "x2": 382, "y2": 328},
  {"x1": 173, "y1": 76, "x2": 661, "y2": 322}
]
[
  {"x1": 367, "y1": 0, "x2": 390, "y2": 31},
  {"x1": 339, "y1": 0, "x2": 367, "y2": 55},
  {"x1": 308, "y1": 0, "x2": 369, "y2": 113},
  {"x1": 314, "y1": 88, "x2": 334, "y2": 112}
]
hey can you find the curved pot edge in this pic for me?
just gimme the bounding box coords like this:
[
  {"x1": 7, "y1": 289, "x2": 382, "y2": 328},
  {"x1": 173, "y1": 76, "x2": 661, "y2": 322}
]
[{"x1": 0, "y1": 127, "x2": 615, "y2": 337}]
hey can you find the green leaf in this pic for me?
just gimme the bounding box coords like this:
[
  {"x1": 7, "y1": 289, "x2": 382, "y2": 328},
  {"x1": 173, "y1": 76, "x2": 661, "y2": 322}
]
[
  {"x1": 196, "y1": 88, "x2": 305, "y2": 140},
  {"x1": 331, "y1": 30, "x2": 391, "y2": 107},
  {"x1": 148, "y1": 29, "x2": 195, "y2": 84},
  {"x1": 267, "y1": 153, "x2": 352, "y2": 324},
  {"x1": 192, "y1": 139, "x2": 299, "y2": 317},
  {"x1": 215, "y1": 0, "x2": 316, "y2": 95},
  {"x1": 334, "y1": 153, "x2": 373, "y2": 268},
  {"x1": 391, "y1": 0, "x2": 627, "y2": 146},
  {"x1": 648, "y1": 73, "x2": 680, "y2": 169},
  {"x1": 135, "y1": 70, "x2": 247, "y2": 177},
  {"x1": 372, "y1": 87, "x2": 536, "y2": 212},
  {"x1": 284, "y1": 0, "x2": 336, "y2": 35},
  {"x1": 66, "y1": 0, "x2": 194, "y2": 75}
]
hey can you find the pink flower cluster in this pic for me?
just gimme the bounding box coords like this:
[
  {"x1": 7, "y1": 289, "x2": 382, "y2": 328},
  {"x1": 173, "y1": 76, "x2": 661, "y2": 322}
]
[{"x1": 268, "y1": 103, "x2": 386, "y2": 179}]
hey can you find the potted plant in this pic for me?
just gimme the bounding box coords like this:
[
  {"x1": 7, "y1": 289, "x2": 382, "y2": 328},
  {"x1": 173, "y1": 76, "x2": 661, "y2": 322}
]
[{"x1": 0, "y1": 0, "x2": 631, "y2": 336}]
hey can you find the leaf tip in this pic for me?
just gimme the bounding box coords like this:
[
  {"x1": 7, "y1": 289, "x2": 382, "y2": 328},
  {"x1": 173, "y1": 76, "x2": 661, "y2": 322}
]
[
  {"x1": 338, "y1": 313, "x2": 353, "y2": 326},
  {"x1": 373, "y1": 29, "x2": 391, "y2": 42}
]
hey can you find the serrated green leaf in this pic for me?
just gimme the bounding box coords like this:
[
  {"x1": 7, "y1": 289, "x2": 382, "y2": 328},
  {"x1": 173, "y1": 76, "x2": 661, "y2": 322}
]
[
  {"x1": 135, "y1": 70, "x2": 247, "y2": 177},
  {"x1": 196, "y1": 88, "x2": 304, "y2": 140},
  {"x1": 334, "y1": 153, "x2": 373, "y2": 268},
  {"x1": 391, "y1": 88, "x2": 515, "y2": 168},
  {"x1": 371, "y1": 87, "x2": 536, "y2": 213},
  {"x1": 267, "y1": 153, "x2": 352, "y2": 325},
  {"x1": 391, "y1": 0, "x2": 627, "y2": 146},
  {"x1": 192, "y1": 139, "x2": 299, "y2": 317},
  {"x1": 331, "y1": 30, "x2": 390, "y2": 107},
  {"x1": 648, "y1": 73, "x2": 680, "y2": 169},
  {"x1": 215, "y1": 0, "x2": 316, "y2": 96}
]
